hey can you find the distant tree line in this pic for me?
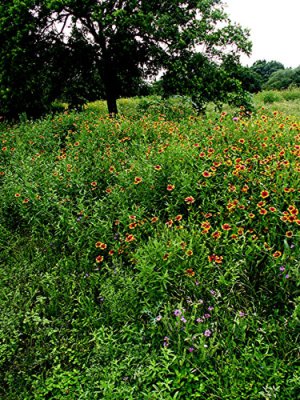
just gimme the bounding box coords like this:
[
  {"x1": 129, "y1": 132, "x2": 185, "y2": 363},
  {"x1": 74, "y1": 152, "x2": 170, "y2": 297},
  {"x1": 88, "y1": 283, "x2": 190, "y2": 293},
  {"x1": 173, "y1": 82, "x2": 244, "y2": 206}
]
[{"x1": 237, "y1": 60, "x2": 300, "y2": 92}]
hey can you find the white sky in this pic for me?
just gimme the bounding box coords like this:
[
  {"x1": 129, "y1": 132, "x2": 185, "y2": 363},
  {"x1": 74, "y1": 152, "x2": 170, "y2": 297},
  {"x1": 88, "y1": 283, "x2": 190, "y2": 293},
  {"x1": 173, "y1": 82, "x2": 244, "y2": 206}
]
[{"x1": 225, "y1": 0, "x2": 300, "y2": 68}]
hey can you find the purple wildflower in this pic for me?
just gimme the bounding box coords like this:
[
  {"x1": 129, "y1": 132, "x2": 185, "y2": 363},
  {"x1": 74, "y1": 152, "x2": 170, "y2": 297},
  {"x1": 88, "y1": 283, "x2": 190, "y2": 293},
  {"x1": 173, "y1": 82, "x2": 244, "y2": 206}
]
[
  {"x1": 204, "y1": 329, "x2": 212, "y2": 337},
  {"x1": 204, "y1": 313, "x2": 211, "y2": 319},
  {"x1": 279, "y1": 266, "x2": 285, "y2": 272},
  {"x1": 180, "y1": 316, "x2": 187, "y2": 323},
  {"x1": 196, "y1": 318, "x2": 204, "y2": 323},
  {"x1": 208, "y1": 306, "x2": 214, "y2": 311},
  {"x1": 163, "y1": 336, "x2": 169, "y2": 347},
  {"x1": 174, "y1": 309, "x2": 182, "y2": 317},
  {"x1": 188, "y1": 347, "x2": 195, "y2": 353}
]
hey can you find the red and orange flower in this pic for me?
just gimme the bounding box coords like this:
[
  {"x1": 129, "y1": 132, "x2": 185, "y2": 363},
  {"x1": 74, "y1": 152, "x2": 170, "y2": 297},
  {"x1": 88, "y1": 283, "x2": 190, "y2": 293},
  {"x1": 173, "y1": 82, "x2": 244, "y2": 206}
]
[
  {"x1": 167, "y1": 184, "x2": 175, "y2": 191},
  {"x1": 221, "y1": 223, "x2": 231, "y2": 231},
  {"x1": 202, "y1": 171, "x2": 211, "y2": 178},
  {"x1": 134, "y1": 177, "x2": 142, "y2": 184},
  {"x1": 125, "y1": 234, "x2": 135, "y2": 242},
  {"x1": 273, "y1": 251, "x2": 282, "y2": 258},
  {"x1": 261, "y1": 190, "x2": 269, "y2": 199},
  {"x1": 185, "y1": 196, "x2": 195, "y2": 204},
  {"x1": 185, "y1": 268, "x2": 195, "y2": 277}
]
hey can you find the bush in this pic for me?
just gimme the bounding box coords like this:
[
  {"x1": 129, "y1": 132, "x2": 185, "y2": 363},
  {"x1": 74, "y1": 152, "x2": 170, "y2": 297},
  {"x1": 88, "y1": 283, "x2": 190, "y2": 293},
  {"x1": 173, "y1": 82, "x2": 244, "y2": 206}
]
[
  {"x1": 258, "y1": 91, "x2": 283, "y2": 104},
  {"x1": 281, "y1": 87, "x2": 300, "y2": 101},
  {"x1": 136, "y1": 96, "x2": 196, "y2": 120},
  {"x1": 264, "y1": 67, "x2": 300, "y2": 90}
]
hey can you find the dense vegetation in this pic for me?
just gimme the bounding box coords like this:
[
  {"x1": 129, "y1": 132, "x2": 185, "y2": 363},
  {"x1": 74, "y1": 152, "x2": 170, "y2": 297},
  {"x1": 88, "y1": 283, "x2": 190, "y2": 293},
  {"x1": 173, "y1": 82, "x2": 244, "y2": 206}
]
[
  {"x1": 0, "y1": 0, "x2": 253, "y2": 117},
  {"x1": 0, "y1": 94, "x2": 299, "y2": 399}
]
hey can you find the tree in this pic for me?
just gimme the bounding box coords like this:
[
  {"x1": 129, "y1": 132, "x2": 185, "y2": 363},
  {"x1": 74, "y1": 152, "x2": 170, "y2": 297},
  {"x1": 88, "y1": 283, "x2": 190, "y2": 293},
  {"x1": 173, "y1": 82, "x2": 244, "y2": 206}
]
[
  {"x1": 230, "y1": 65, "x2": 262, "y2": 93},
  {"x1": 264, "y1": 66, "x2": 300, "y2": 90},
  {"x1": 1, "y1": 0, "x2": 252, "y2": 117},
  {"x1": 250, "y1": 60, "x2": 285, "y2": 85},
  {"x1": 0, "y1": 0, "x2": 52, "y2": 118}
]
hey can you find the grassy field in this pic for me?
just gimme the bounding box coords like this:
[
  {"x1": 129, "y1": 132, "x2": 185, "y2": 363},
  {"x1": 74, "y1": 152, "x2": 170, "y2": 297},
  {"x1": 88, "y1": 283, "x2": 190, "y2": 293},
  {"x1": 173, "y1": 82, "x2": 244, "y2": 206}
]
[{"x1": 0, "y1": 93, "x2": 299, "y2": 399}]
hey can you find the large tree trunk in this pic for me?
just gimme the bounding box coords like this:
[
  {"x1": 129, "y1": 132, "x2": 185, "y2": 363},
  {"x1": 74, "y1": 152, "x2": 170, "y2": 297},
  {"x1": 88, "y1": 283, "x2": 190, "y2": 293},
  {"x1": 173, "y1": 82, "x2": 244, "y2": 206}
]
[
  {"x1": 103, "y1": 59, "x2": 118, "y2": 116},
  {"x1": 106, "y1": 91, "x2": 118, "y2": 115}
]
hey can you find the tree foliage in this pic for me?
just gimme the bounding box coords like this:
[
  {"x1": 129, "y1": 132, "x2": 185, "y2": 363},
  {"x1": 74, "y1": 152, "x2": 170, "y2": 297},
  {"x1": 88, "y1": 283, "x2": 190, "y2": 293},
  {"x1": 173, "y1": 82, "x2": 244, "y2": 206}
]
[
  {"x1": 250, "y1": 59, "x2": 285, "y2": 85},
  {"x1": 0, "y1": 0, "x2": 252, "y2": 117},
  {"x1": 264, "y1": 66, "x2": 300, "y2": 90}
]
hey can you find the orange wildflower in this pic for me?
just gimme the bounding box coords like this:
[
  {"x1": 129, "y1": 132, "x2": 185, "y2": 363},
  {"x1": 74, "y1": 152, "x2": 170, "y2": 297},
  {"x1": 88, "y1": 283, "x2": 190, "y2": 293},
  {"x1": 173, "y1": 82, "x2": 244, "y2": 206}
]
[
  {"x1": 261, "y1": 190, "x2": 269, "y2": 199},
  {"x1": 167, "y1": 184, "x2": 175, "y2": 191},
  {"x1": 237, "y1": 228, "x2": 244, "y2": 235},
  {"x1": 125, "y1": 235, "x2": 135, "y2": 242},
  {"x1": 201, "y1": 221, "x2": 211, "y2": 230},
  {"x1": 208, "y1": 254, "x2": 223, "y2": 264},
  {"x1": 273, "y1": 251, "x2": 282, "y2": 258},
  {"x1": 259, "y1": 208, "x2": 267, "y2": 215},
  {"x1": 257, "y1": 201, "x2": 265, "y2": 208},
  {"x1": 212, "y1": 231, "x2": 221, "y2": 239},
  {"x1": 202, "y1": 171, "x2": 211, "y2": 178},
  {"x1": 185, "y1": 196, "x2": 195, "y2": 204},
  {"x1": 221, "y1": 223, "x2": 231, "y2": 231},
  {"x1": 185, "y1": 268, "x2": 195, "y2": 277},
  {"x1": 129, "y1": 223, "x2": 137, "y2": 229},
  {"x1": 165, "y1": 219, "x2": 173, "y2": 228}
]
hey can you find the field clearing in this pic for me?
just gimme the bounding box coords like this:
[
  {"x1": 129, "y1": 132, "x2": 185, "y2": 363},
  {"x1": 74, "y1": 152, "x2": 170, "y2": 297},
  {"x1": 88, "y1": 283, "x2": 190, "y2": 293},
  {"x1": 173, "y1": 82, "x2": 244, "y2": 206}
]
[{"x1": 0, "y1": 99, "x2": 299, "y2": 399}]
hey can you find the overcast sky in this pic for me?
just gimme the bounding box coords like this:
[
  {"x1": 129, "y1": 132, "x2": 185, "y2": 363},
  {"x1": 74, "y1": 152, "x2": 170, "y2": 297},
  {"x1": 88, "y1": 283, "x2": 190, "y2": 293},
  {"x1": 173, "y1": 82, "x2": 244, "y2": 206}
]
[{"x1": 225, "y1": 0, "x2": 300, "y2": 68}]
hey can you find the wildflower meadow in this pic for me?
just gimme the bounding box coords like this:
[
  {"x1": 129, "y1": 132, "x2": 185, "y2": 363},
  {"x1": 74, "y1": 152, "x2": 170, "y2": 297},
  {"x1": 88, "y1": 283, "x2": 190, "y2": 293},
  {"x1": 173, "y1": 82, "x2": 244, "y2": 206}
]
[{"x1": 0, "y1": 96, "x2": 299, "y2": 399}]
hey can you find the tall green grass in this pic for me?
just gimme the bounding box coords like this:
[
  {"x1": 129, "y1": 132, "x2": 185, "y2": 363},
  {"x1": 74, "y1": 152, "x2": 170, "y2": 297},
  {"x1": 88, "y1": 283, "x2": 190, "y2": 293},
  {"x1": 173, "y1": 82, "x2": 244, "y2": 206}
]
[
  {"x1": 0, "y1": 99, "x2": 299, "y2": 399},
  {"x1": 253, "y1": 87, "x2": 300, "y2": 117}
]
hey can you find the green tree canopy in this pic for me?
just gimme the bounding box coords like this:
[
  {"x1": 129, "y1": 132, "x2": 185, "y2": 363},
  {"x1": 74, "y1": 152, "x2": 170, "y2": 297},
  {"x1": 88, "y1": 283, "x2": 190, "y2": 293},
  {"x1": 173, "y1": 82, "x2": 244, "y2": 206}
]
[
  {"x1": 250, "y1": 59, "x2": 285, "y2": 85},
  {"x1": 264, "y1": 66, "x2": 300, "y2": 90},
  {"x1": 0, "y1": 0, "x2": 252, "y2": 117}
]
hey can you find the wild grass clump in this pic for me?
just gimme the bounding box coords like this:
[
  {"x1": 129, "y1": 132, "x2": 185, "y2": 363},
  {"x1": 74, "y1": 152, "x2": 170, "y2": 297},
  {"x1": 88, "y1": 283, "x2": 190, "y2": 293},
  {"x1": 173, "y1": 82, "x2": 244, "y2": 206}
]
[
  {"x1": 0, "y1": 102, "x2": 299, "y2": 399},
  {"x1": 254, "y1": 87, "x2": 300, "y2": 117}
]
